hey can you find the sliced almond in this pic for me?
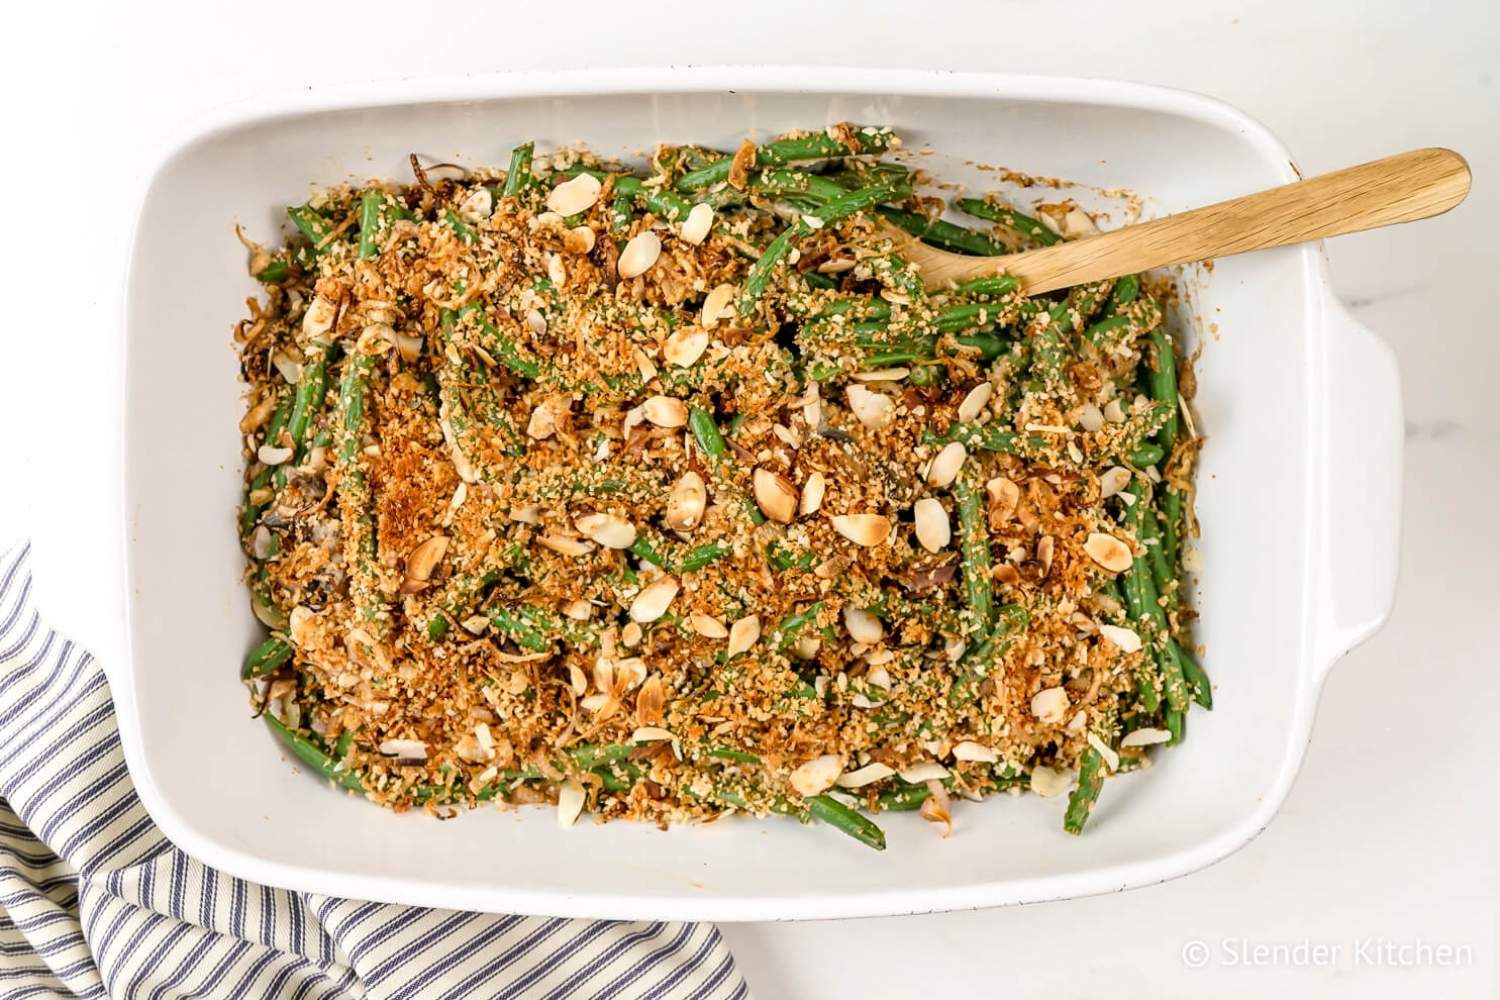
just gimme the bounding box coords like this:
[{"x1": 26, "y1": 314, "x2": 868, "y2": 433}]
[
  {"x1": 629, "y1": 576, "x2": 679, "y2": 623},
  {"x1": 272, "y1": 349, "x2": 302, "y2": 385},
  {"x1": 843, "y1": 607, "x2": 884, "y2": 644},
  {"x1": 957, "y1": 382, "x2": 994, "y2": 422},
  {"x1": 563, "y1": 224, "x2": 596, "y2": 254},
  {"x1": 547, "y1": 253, "x2": 567, "y2": 286},
  {"x1": 302, "y1": 296, "x2": 337, "y2": 340},
  {"x1": 926, "y1": 442, "x2": 967, "y2": 488},
  {"x1": 287, "y1": 606, "x2": 316, "y2": 646},
  {"x1": 788, "y1": 754, "x2": 843, "y2": 797},
  {"x1": 986, "y1": 476, "x2": 1021, "y2": 522},
  {"x1": 632, "y1": 726, "x2": 676, "y2": 744},
  {"x1": 952, "y1": 741, "x2": 998, "y2": 763},
  {"x1": 527, "y1": 401, "x2": 558, "y2": 439},
  {"x1": 539, "y1": 534, "x2": 595, "y2": 558},
  {"x1": 665, "y1": 471, "x2": 707, "y2": 531},
  {"x1": 919, "y1": 783, "x2": 953, "y2": 836},
  {"x1": 1036, "y1": 535, "x2": 1055, "y2": 576},
  {"x1": 457, "y1": 186, "x2": 493, "y2": 224},
  {"x1": 546, "y1": 173, "x2": 602, "y2": 216},
  {"x1": 641, "y1": 395, "x2": 687, "y2": 428},
  {"x1": 1030, "y1": 687, "x2": 1071, "y2": 724},
  {"x1": 680, "y1": 203, "x2": 714, "y2": 245},
  {"x1": 1098, "y1": 466, "x2": 1132, "y2": 499},
  {"x1": 403, "y1": 535, "x2": 449, "y2": 586},
  {"x1": 799, "y1": 471, "x2": 826, "y2": 516},
  {"x1": 830, "y1": 513, "x2": 891, "y2": 547},
  {"x1": 1104, "y1": 397, "x2": 1128, "y2": 424},
  {"x1": 562, "y1": 599, "x2": 593, "y2": 621},
  {"x1": 1029, "y1": 765, "x2": 1071, "y2": 797},
  {"x1": 727, "y1": 614, "x2": 761, "y2": 657},
  {"x1": 1084, "y1": 532, "x2": 1133, "y2": 573},
  {"x1": 913, "y1": 497, "x2": 951, "y2": 552},
  {"x1": 700, "y1": 284, "x2": 736, "y2": 328},
  {"x1": 1077, "y1": 401, "x2": 1106, "y2": 432},
  {"x1": 620, "y1": 622, "x2": 643, "y2": 648},
  {"x1": 663, "y1": 328, "x2": 710, "y2": 368},
  {"x1": 1097, "y1": 623, "x2": 1143, "y2": 653},
  {"x1": 1120, "y1": 727, "x2": 1173, "y2": 748},
  {"x1": 753, "y1": 468, "x2": 798, "y2": 524},
  {"x1": 846, "y1": 384, "x2": 895, "y2": 431},
  {"x1": 556, "y1": 779, "x2": 587, "y2": 827},
  {"x1": 836, "y1": 762, "x2": 896, "y2": 788},
  {"x1": 690, "y1": 613, "x2": 728, "y2": 639},
  {"x1": 618, "y1": 231, "x2": 662, "y2": 279},
  {"x1": 898, "y1": 762, "x2": 950, "y2": 784},
  {"x1": 257, "y1": 444, "x2": 293, "y2": 466},
  {"x1": 575, "y1": 512, "x2": 637, "y2": 549},
  {"x1": 636, "y1": 674, "x2": 665, "y2": 726}
]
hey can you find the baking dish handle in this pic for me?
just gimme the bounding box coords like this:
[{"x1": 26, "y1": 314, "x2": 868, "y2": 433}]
[{"x1": 1313, "y1": 296, "x2": 1403, "y2": 673}]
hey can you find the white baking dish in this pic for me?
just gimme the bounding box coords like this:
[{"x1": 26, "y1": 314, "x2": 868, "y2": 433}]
[{"x1": 118, "y1": 68, "x2": 1401, "y2": 921}]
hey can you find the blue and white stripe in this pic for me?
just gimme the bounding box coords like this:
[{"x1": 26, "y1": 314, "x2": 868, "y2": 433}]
[{"x1": 0, "y1": 543, "x2": 749, "y2": 999}]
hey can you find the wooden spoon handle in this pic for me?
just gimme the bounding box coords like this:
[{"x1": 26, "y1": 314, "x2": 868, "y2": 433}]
[{"x1": 999, "y1": 147, "x2": 1470, "y2": 295}]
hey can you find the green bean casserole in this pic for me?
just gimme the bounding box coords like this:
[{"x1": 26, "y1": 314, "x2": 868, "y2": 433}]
[{"x1": 235, "y1": 124, "x2": 1209, "y2": 849}]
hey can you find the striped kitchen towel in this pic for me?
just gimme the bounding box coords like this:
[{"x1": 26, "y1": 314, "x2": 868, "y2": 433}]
[{"x1": 0, "y1": 543, "x2": 749, "y2": 1000}]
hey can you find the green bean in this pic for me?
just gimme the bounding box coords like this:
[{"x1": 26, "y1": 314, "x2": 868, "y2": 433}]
[
  {"x1": 679, "y1": 543, "x2": 731, "y2": 573},
  {"x1": 877, "y1": 783, "x2": 931, "y2": 811},
  {"x1": 443, "y1": 209, "x2": 477, "y2": 243},
  {"x1": 875, "y1": 207, "x2": 1010, "y2": 257},
  {"x1": 503, "y1": 142, "x2": 534, "y2": 197},
  {"x1": 1139, "y1": 507, "x2": 1177, "y2": 614},
  {"x1": 1063, "y1": 746, "x2": 1106, "y2": 835},
  {"x1": 705, "y1": 746, "x2": 762, "y2": 764},
  {"x1": 746, "y1": 169, "x2": 850, "y2": 203},
  {"x1": 1031, "y1": 281, "x2": 1113, "y2": 388},
  {"x1": 242, "y1": 636, "x2": 292, "y2": 679},
  {"x1": 455, "y1": 302, "x2": 542, "y2": 380},
  {"x1": 740, "y1": 184, "x2": 895, "y2": 317},
  {"x1": 1161, "y1": 487, "x2": 1183, "y2": 567},
  {"x1": 954, "y1": 198, "x2": 1061, "y2": 246},
  {"x1": 928, "y1": 423, "x2": 1028, "y2": 455},
  {"x1": 287, "y1": 205, "x2": 334, "y2": 252},
  {"x1": 489, "y1": 603, "x2": 596, "y2": 653},
  {"x1": 805, "y1": 794, "x2": 886, "y2": 851},
  {"x1": 772, "y1": 602, "x2": 826, "y2": 651},
  {"x1": 1176, "y1": 644, "x2": 1213, "y2": 710},
  {"x1": 1127, "y1": 489, "x2": 1189, "y2": 714},
  {"x1": 674, "y1": 127, "x2": 895, "y2": 192},
  {"x1": 954, "y1": 473, "x2": 993, "y2": 628},
  {"x1": 255, "y1": 259, "x2": 290, "y2": 283},
  {"x1": 1103, "y1": 274, "x2": 1140, "y2": 316},
  {"x1": 1130, "y1": 443, "x2": 1165, "y2": 467},
  {"x1": 689, "y1": 406, "x2": 728, "y2": 459},
  {"x1": 358, "y1": 191, "x2": 388, "y2": 259},
  {"x1": 264, "y1": 714, "x2": 366, "y2": 794},
  {"x1": 336, "y1": 350, "x2": 386, "y2": 632},
  {"x1": 1148, "y1": 328, "x2": 1180, "y2": 452},
  {"x1": 559, "y1": 167, "x2": 694, "y2": 221}
]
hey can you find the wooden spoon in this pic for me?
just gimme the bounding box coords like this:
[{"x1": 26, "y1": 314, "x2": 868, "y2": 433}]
[{"x1": 884, "y1": 147, "x2": 1471, "y2": 293}]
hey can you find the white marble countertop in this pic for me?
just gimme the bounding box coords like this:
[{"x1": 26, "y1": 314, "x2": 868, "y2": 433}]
[{"x1": 2, "y1": 1, "x2": 1494, "y2": 995}]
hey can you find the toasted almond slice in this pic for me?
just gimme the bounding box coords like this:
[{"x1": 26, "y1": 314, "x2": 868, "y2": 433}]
[
  {"x1": 1030, "y1": 687, "x2": 1071, "y2": 723},
  {"x1": 620, "y1": 622, "x2": 643, "y2": 648},
  {"x1": 618, "y1": 231, "x2": 662, "y2": 279},
  {"x1": 539, "y1": 534, "x2": 595, "y2": 557},
  {"x1": 666, "y1": 471, "x2": 707, "y2": 531},
  {"x1": 556, "y1": 779, "x2": 586, "y2": 827},
  {"x1": 404, "y1": 535, "x2": 449, "y2": 583},
  {"x1": 1036, "y1": 535, "x2": 1055, "y2": 576},
  {"x1": 458, "y1": 186, "x2": 493, "y2": 224},
  {"x1": 952, "y1": 741, "x2": 998, "y2": 763},
  {"x1": 986, "y1": 476, "x2": 1021, "y2": 522},
  {"x1": 378, "y1": 739, "x2": 428, "y2": 760},
  {"x1": 288, "y1": 606, "x2": 316, "y2": 646},
  {"x1": 576, "y1": 512, "x2": 637, "y2": 549},
  {"x1": 272, "y1": 349, "x2": 302, "y2": 384},
  {"x1": 913, "y1": 497, "x2": 951, "y2": 553},
  {"x1": 1097, "y1": 623, "x2": 1143, "y2": 653},
  {"x1": 830, "y1": 513, "x2": 890, "y2": 547},
  {"x1": 852, "y1": 368, "x2": 908, "y2": 382},
  {"x1": 1104, "y1": 397, "x2": 1128, "y2": 424},
  {"x1": 898, "y1": 762, "x2": 950, "y2": 784},
  {"x1": 641, "y1": 395, "x2": 687, "y2": 428},
  {"x1": 562, "y1": 599, "x2": 593, "y2": 621},
  {"x1": 1077, "y1": 401, "x2": 1106, "y2": 432},
  {"x1": 564, "y1": 225, "x2": 596, "y2": 254},
  {"x1": 580, "y1": 692, "x2": 612, "y2": 713},
  {"x1": 843, "y1": 607, "x2": 884, "y2": 644},
  {"x1": 1084, "y1": 532, "x2": 1133, "y2": 573},
  {"x1": 1087, "y1": 732, "x2": 1121, "y2": 772},
  {"x1": 527, "y1": 402, "x2": 558, "y2": 439},
  {"x1": 680, "y1": 203, "x2": 714, "y2": 245},
  {"x1": 700, "y1": 283, "x2": 736, "y2": 327},
  {"x1": 846, "y1": 384, "x2": 895, "y2": 430},
  {"x1": 799, "y1": 470, "x2": 826, "y2": 516},
  {"x1": 753, "y1": 468, "x2": 798, "y2": 524},
  {"x1": 636, "y1": 674, "x2": 665, "y2": 725},
  {"x1": 1098, "y1": 466, "x2": 1132, "y2": 498},
  {"x1": 926, "y1": 442, "x2": 967, "y2": 488},
  {"x1": 836, "y1": 762, "x2": 896, "y2": 788},
  {"x1": 629, "y1": 576, "x2": 679, "y2": 623},
  {"x1": 727, "y1": 615, "x2": 762, "y2": 657},
  {"x1": 302, "y1": 296, "x2": 337, "y2": 339},
  {"x1": 257, "y1": 444, "x2": 293, "y2": 466},
  {"x1": 546, "y1": 173, "x2": 602, "y2": 216},
  {"x1": 919, "y1": 783, "x2": 953, "y2": 836},
  {"x1": 663, "y1": 327, "x2": 710, "y2": 367},
  {"x1": 788, "y1": 754, "x2": 843, "y2": 797},
  {"x1": 1029, "y1": 765, "x2": 1071, "y2": 797},
  {"x1": 690, "y1": 613, "x2": 728, "y2": 639},
  {"x1": 632, "y1": 726, "x2": 676, "y2": 744},
  {"x1": 547, "y1": 253, "x2": 567, "y2": 286},
  {"x1": 1120, "y1": 727, "x2": 1173, "y2": 748},
  {"x1": 957, "y1": 382, "x2": 993, "y2": 422}
]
